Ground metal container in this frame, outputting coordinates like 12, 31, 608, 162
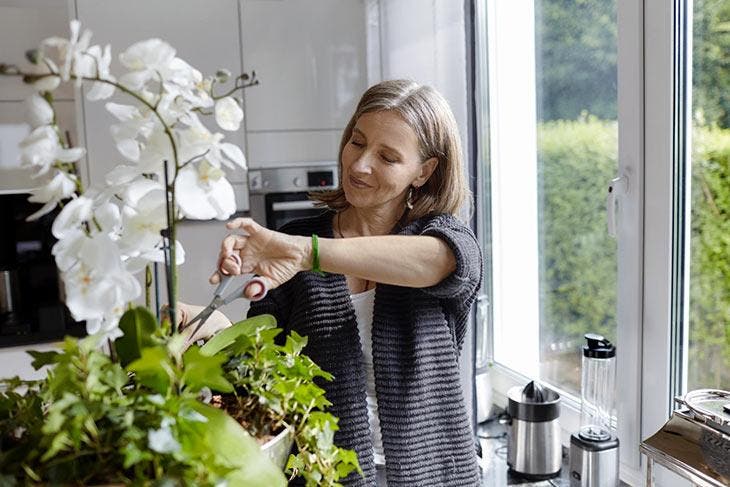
507, 381, 562, 479
641, 389, 730, 487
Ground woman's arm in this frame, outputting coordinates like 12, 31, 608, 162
212, 217, 458, 294
317, 235, 456, 288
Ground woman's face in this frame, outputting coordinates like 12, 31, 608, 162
340, 110, 436, 213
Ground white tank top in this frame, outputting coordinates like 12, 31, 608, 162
350, 288, 386, 465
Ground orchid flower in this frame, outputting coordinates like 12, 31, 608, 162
19, 125, 85, 178
8, 20, 255, 341
176, 161, 236, 220
25, 94, 54, 128
214, 96, 244, 131
26, 170, 77, 221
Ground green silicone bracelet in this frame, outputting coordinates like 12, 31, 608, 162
311, 234, 325, 276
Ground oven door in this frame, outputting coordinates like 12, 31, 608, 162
264, 192, 325, 230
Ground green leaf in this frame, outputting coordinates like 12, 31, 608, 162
41, 431, 71, 461
182, 401, 287, 486
26, 350, 61, 370
115, 307, 159, 367
127, 346, 174, 395
200, 314, 277, 356
283, 331, 307, 356
181, 346, 233, 393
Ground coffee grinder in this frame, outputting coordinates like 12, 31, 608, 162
569, 334, 619, 486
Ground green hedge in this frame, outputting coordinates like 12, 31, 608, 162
534, 118, 730, 390
537, 117, 618, 348
690, 126, 730, 388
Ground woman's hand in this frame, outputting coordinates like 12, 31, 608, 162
175, 301, 233, 348
210, 218, 311, 298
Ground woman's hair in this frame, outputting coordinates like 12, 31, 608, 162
311, 79, 470, 221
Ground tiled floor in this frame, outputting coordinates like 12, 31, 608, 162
478, 412, 571, 486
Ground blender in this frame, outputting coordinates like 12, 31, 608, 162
569, 333, 619, 486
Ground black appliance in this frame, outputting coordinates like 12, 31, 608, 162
0, 194, 84, 347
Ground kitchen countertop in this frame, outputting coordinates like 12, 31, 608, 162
478, 410, 629, 486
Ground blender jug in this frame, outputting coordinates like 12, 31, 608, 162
569, 333, 619, 487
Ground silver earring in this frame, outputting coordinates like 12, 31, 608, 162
406, 186, 415, 210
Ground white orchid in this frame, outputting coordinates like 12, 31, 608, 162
19, 125, 85, 177
8, 20, 255, 341
117, 182, 167, 256
178, 114, 246, 170
118, 38, 177, 90
25, 94, 54, 128
41, 19, 93, 85
84, 44, 116, 100
26, 170, 77, 221
214, 96, 244, 131
176, 161, 236, 220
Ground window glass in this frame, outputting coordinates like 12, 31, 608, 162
535, 0, 618, 395
688, 0, 730, 390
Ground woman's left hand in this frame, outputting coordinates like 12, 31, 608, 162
210, 218, 310, 299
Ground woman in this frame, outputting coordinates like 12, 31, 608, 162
185, 79, 482, 486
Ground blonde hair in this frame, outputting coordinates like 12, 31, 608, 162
312, 79, 470, 221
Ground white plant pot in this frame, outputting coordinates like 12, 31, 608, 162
261, 424, 294, 469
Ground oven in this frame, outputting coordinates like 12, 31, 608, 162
247, 163, 339, 230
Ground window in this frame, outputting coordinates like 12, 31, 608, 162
483, 0, 618, 398
687, 0, 730, 391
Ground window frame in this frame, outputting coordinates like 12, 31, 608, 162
473, 1, 691, 484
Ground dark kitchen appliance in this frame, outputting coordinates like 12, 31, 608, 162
641, 389, 730, 486
569, 334, 619, 487
0, 193, 84, 347
507, 380, 562, 479
247, 163, 338, 230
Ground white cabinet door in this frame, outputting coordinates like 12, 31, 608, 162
241, 0, 370, 167
75, 0, 248, 190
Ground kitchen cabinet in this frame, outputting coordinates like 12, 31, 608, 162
241, 0, 373, 167
75, 0, 248, 190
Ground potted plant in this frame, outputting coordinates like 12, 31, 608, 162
0, 20, 360, 486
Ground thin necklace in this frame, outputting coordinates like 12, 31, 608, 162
336, 211, 371, 293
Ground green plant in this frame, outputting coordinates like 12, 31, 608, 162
0, 307, 361, 486
200, 315, 362, 486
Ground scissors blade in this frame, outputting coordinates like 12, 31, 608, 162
186, 306, 216, 341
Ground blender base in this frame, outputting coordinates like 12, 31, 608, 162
569, 432, 619, 487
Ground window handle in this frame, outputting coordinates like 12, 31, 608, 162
607, 175, 628, 238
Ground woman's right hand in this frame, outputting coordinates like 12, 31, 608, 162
211, 218, 311, 298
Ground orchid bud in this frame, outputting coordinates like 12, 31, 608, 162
25, 49, 40, 65
215, 69, 231, 83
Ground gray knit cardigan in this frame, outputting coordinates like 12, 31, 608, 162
247, 210, 483, 486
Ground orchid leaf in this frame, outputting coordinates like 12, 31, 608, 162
115, 307, 158, 367
200, 314, 276, 356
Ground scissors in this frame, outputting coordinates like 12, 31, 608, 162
186, 266, 268, 343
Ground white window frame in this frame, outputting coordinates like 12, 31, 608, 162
473, 1, 692, 485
